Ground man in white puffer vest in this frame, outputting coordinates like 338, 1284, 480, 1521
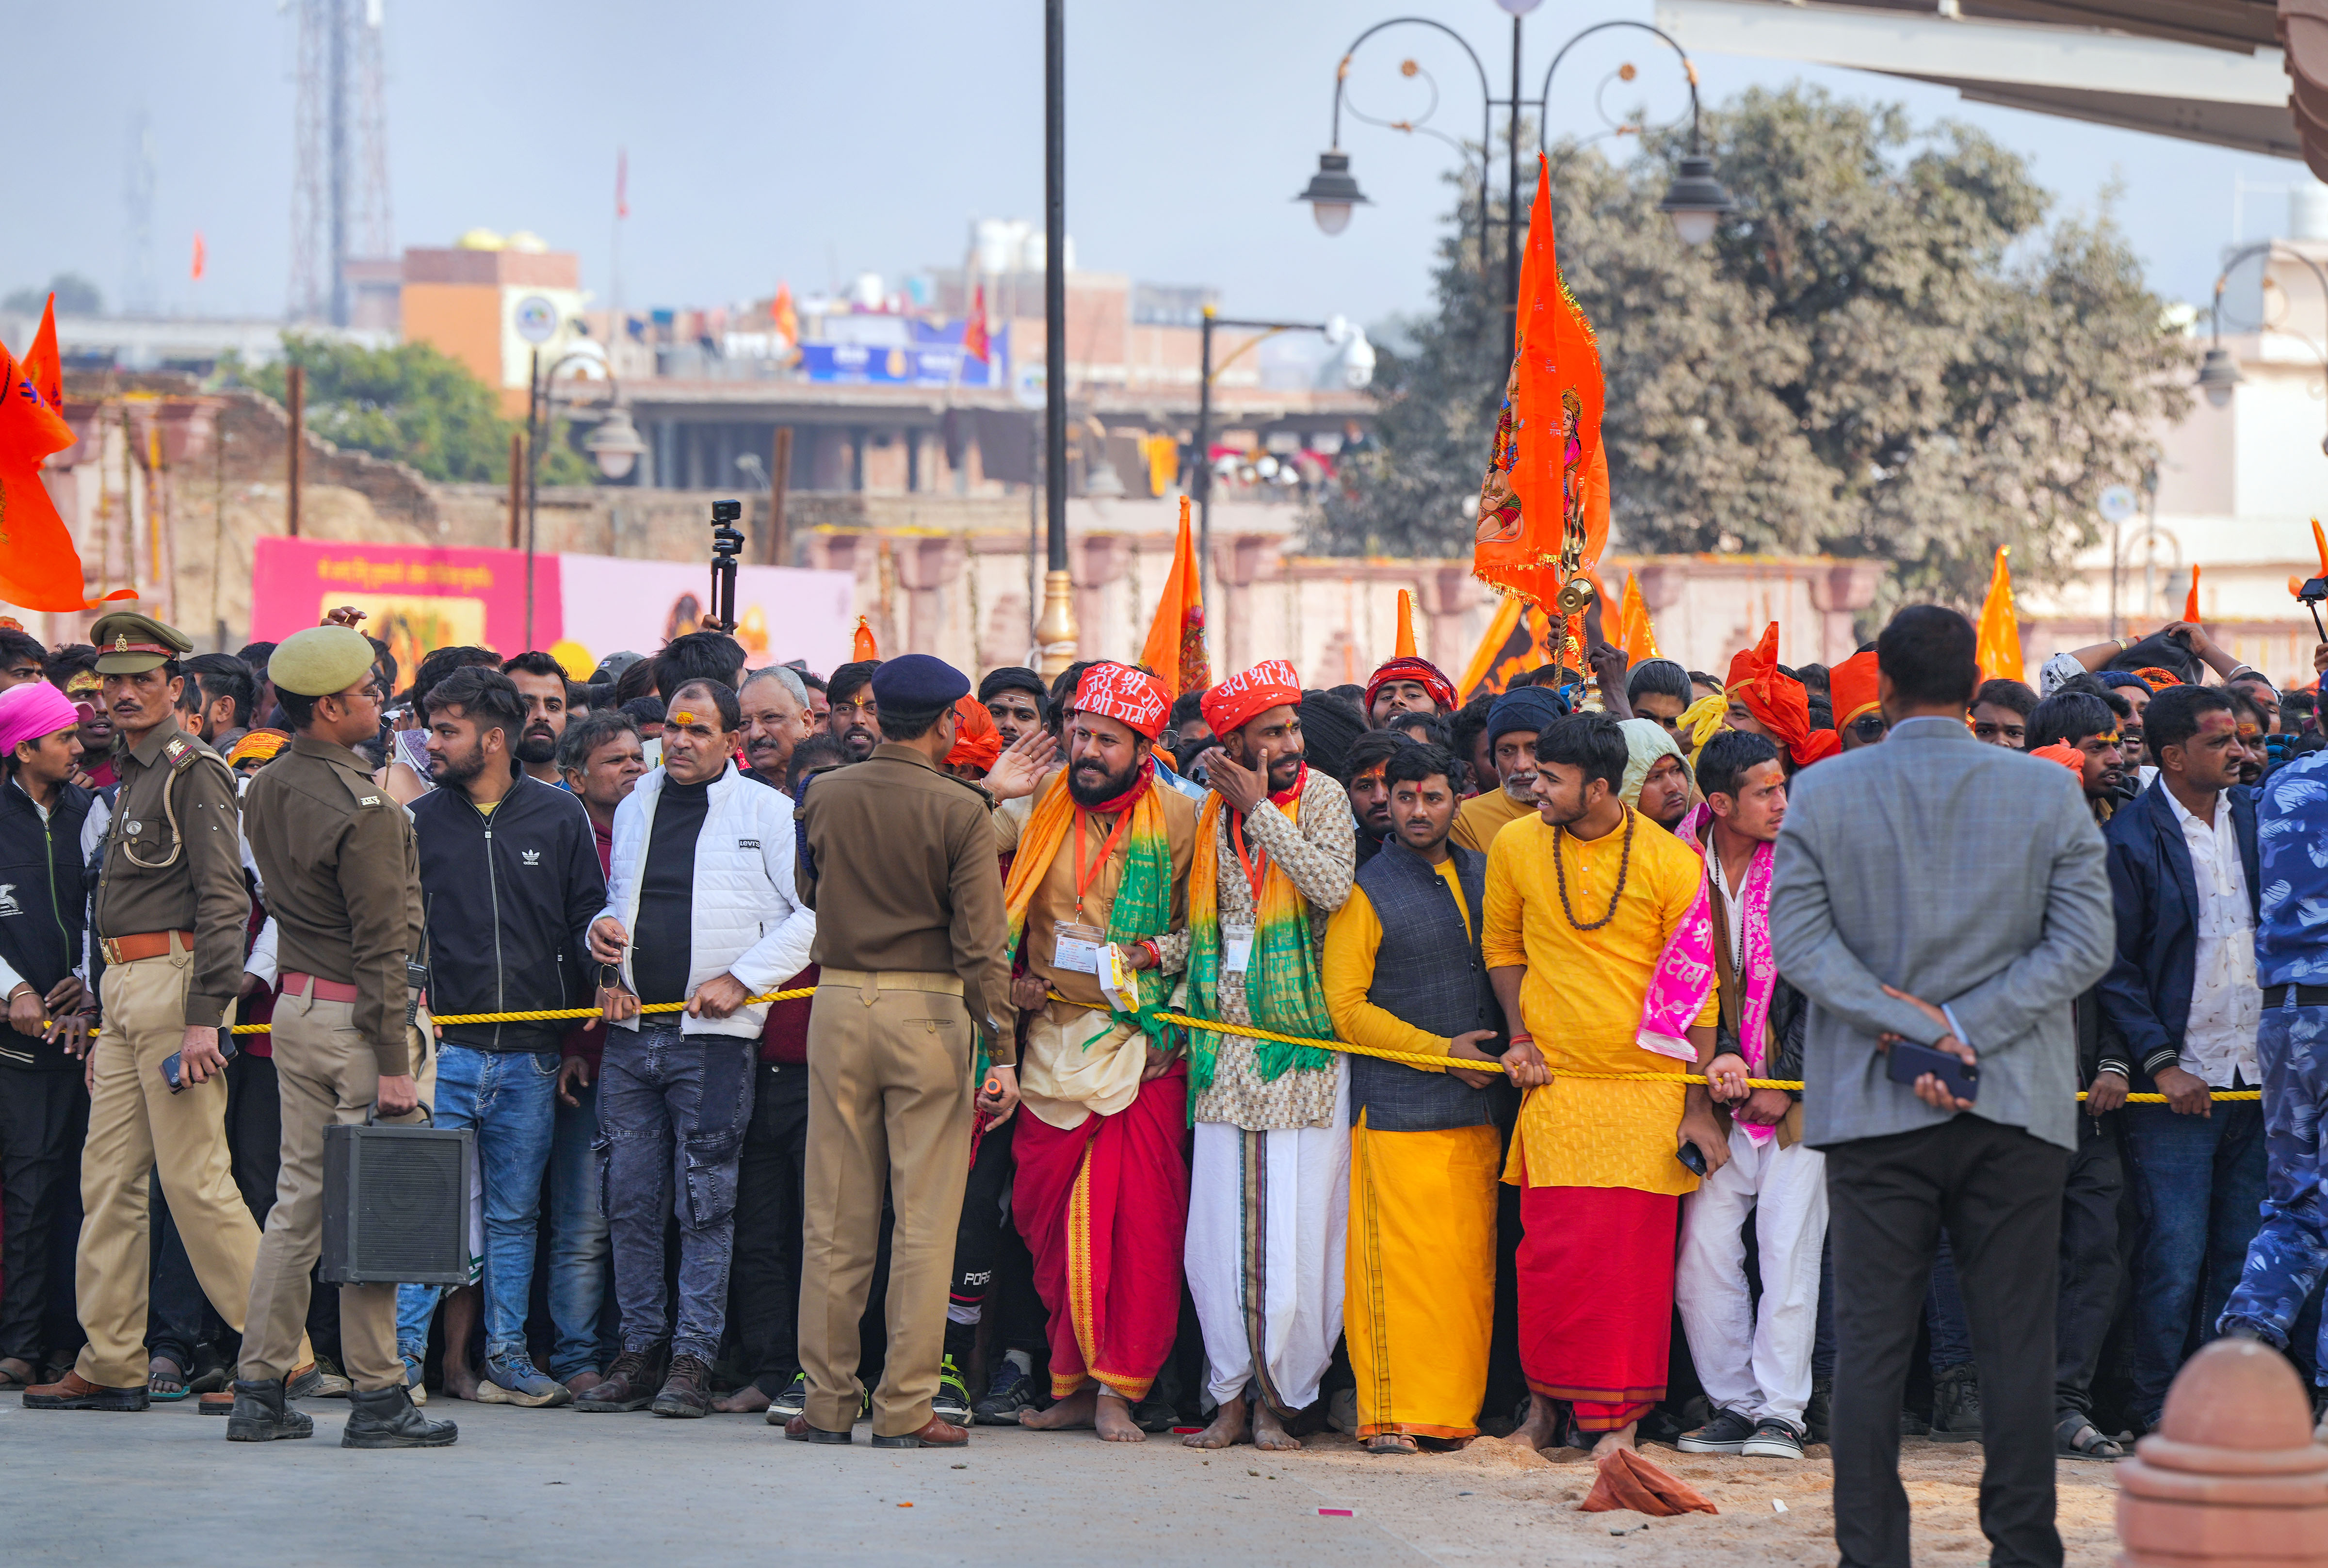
578, 677, 815, 1417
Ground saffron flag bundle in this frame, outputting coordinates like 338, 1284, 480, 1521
1137, 495, 1209, 695
0, 307, 136, 614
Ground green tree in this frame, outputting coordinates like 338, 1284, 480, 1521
4, 272, 104, 315
1313, 85, 2190, 609
239, 334, 595, 486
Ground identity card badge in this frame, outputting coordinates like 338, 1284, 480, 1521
1221, 920, 1256, 977
1053, 921, 1106, 975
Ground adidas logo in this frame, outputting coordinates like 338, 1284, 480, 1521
520, 849, 542, 866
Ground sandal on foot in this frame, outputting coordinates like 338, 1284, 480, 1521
1366, 1433, 1420, 1455
147, 1357, 192, 1402
2055, 1412, 2124, 1462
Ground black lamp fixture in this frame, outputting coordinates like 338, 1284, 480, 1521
1296, 150, 1372, 236
1658, 153, 1735, 247
2195, 344, 2242, 409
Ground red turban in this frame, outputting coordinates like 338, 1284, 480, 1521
1201, 659, 1303, 738
943, 694, 1001, 773
1726, 623, 1841, 769
1073, 661, 1171, 740
1363, 656, 1455, 716
1829, 649, 1881, 728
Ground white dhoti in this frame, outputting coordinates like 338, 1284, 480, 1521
1184, 1061, 1350, 1415
1674, 1121, 1828, 1427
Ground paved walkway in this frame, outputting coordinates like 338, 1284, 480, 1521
2, 1397, 2122, 1567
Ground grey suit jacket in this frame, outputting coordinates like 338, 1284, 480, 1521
1767, 715, 2115, 1152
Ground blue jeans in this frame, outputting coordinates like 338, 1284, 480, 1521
2123, 1094, 2269, 1423
396, 1045, 559, 1362
2221, 1002, 2328, 1384
599, 1024, 756, 1364
547, 1071, 618, 1381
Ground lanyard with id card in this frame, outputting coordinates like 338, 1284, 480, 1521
1055, 808, 1132, 977
1221, 920, 1256, 977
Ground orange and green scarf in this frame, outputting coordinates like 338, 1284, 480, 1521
1002, 762, 1177, 1045
1186, 775, 1337, 1092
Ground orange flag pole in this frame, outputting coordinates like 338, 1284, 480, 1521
1974, 546, 2024, 685
851, 616, 878, 662
2183, 565, 2201, 625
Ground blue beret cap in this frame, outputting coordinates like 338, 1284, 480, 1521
1487, 684, 1570, 744
870, 653, 971, 712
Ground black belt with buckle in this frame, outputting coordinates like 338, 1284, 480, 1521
2261, 983, 2328, 1008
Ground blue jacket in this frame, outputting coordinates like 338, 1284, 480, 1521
2098, 777, 2260, 1087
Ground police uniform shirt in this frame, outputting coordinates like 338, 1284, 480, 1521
91, 717, 249, 1027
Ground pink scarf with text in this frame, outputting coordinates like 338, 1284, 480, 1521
1638, 804, 1778, 1142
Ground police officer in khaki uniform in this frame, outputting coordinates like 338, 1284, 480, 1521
228, 625, 456, 1448
24, 612, 303, 1413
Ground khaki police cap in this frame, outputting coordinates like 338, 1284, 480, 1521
269, 626, 377, 698
90, 612, 194, 675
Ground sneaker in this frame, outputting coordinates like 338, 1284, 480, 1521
933, 1357, 972, 1426
1678, 1407, 1758, 1455
481, 1351, 572, 1408
304, 1356, 352, 1399
1740, 1417, 1806, 1459
1928, 1364, 1984, 1443
767, 1373, 808, 1423
402, 1354, 428, 1408
1328, 1387, 1358, 1435
973, 1361, 1038, 1426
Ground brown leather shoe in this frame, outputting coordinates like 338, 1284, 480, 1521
649, 1354, 712, 1419
574, 1345, 666, 1413
198, 1390, 235, 1414
872, 1414, 968, 1449
783, 1412, 851, 1444
23, 1370, 148, 1411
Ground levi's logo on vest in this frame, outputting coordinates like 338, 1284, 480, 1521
739, 839, 760, 850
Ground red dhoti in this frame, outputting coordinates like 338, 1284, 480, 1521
1517, 1183, 1679, 1431
1011, 1062, 1189, 1401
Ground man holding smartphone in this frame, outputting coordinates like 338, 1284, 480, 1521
1770, 606, 2114, 1568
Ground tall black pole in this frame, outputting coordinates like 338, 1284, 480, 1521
1035, 0, 1077, 675
1196, 307, 1214, 645
1505, 12, 1521, 333
524, 349, 540, 650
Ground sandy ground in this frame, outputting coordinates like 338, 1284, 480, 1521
0, 1396, 2121, 1568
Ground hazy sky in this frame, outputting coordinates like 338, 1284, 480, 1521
0, 0, 2303, 334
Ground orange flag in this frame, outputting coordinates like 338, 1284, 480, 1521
2183, 565, 2201, 624
1393, 589, 1417, 659
1458, 595, 1557, 700
1474, 151, 1606, 615
852, 616, 878, 662
962, 284, 990, 365
1974, 547, 2023, 685
1616, 572, 1661, 662
0, 339, 134, 613
190, 231, 206, 283
2313, 518, 2328, 578
1138, 495, 1210, 695
21, 295, 61, 413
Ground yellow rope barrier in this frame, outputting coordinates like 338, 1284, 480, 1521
219, 989, 2265, 1105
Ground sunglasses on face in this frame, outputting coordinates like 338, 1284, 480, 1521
1849, 714, 1888, 743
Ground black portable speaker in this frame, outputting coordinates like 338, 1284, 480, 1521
320, 1117, 474, 1286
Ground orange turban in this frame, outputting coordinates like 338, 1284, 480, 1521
226, 728, 291, 767
1073, 661, 1171, 740
1726, 624, 1841, 769
2029, 742, 2085, 776
1828, 650, 1881, 729
943, 694, 1001, 773
1200, 659, 1303, 738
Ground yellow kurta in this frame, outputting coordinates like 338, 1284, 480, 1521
1451, 787, 1533, 856
1482, 809, 1713, 1196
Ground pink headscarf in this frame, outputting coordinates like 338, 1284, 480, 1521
0, 681, 80, 761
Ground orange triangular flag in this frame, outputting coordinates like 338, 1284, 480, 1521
1617, 572, 1661, 662
2313, 518, 2328, 579
851, 616, 878, 662
2183, 565, 2201, 624
1393, 589, 1417, 659
1138, 495, 1210, 695
0, 339, 134, 613
1458, 595, 1556, 700
21, 295, 61, 414
1974, 546, 2023, 685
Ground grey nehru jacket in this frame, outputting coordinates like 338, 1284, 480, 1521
1766, 715, 2115, 1152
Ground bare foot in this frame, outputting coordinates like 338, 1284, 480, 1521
1590, 1420, 1640, 1458
565, 1370, 604, 1397
1513, 1392, 1563, 1450
1367, 1433, 1419, 1455
1022, 1384, 1097, 1430
1094, 1390, 1146, 1443
713, 1384, 771, 1414
1253, 1401, 1303, 1452
1183, 1393, 1248, 1448
441, 1357, 483, 1402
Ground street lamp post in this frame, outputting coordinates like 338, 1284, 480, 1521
1035, 0, 1077, 677
1195, 307, 1331, 640
1297, 9, 1735, 326
2200, 241, 2328, 457
524, 344, 637, 649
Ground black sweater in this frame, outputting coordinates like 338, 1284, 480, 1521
635, 776, 710, 1006
0, 776, 94, 1070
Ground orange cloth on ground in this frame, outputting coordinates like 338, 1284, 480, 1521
1482, 809, 1713, 1194
1581, 1448, 1719, 1516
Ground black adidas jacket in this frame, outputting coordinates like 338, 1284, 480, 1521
0, 776, 94, 1070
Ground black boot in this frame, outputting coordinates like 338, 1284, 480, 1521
1928, 1363, 1984, 1443
225, 1378, 315, 1442
341, 1383, 459, 1449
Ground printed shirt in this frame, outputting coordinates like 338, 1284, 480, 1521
2163, 785, 2259, 1086
2256, 751, 2328, 990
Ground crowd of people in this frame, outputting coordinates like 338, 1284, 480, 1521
2, 597, 2326, 1563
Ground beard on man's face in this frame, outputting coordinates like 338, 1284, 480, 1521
1067, 752, 1142, 807
516, 727, 558, 766
837, 721, 876, 760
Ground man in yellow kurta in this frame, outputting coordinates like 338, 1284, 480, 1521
1323, 742, 1507, 1453
1483, 711, 1746, 1457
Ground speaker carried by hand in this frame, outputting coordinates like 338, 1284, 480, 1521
320, 1114, 473, 1286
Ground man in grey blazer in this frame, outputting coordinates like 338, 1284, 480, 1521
1768, 606, 2114, 1568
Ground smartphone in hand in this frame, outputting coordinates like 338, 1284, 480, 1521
1886, 1038, 1978, 1103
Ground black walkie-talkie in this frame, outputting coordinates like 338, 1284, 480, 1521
710, 499, 744, 630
